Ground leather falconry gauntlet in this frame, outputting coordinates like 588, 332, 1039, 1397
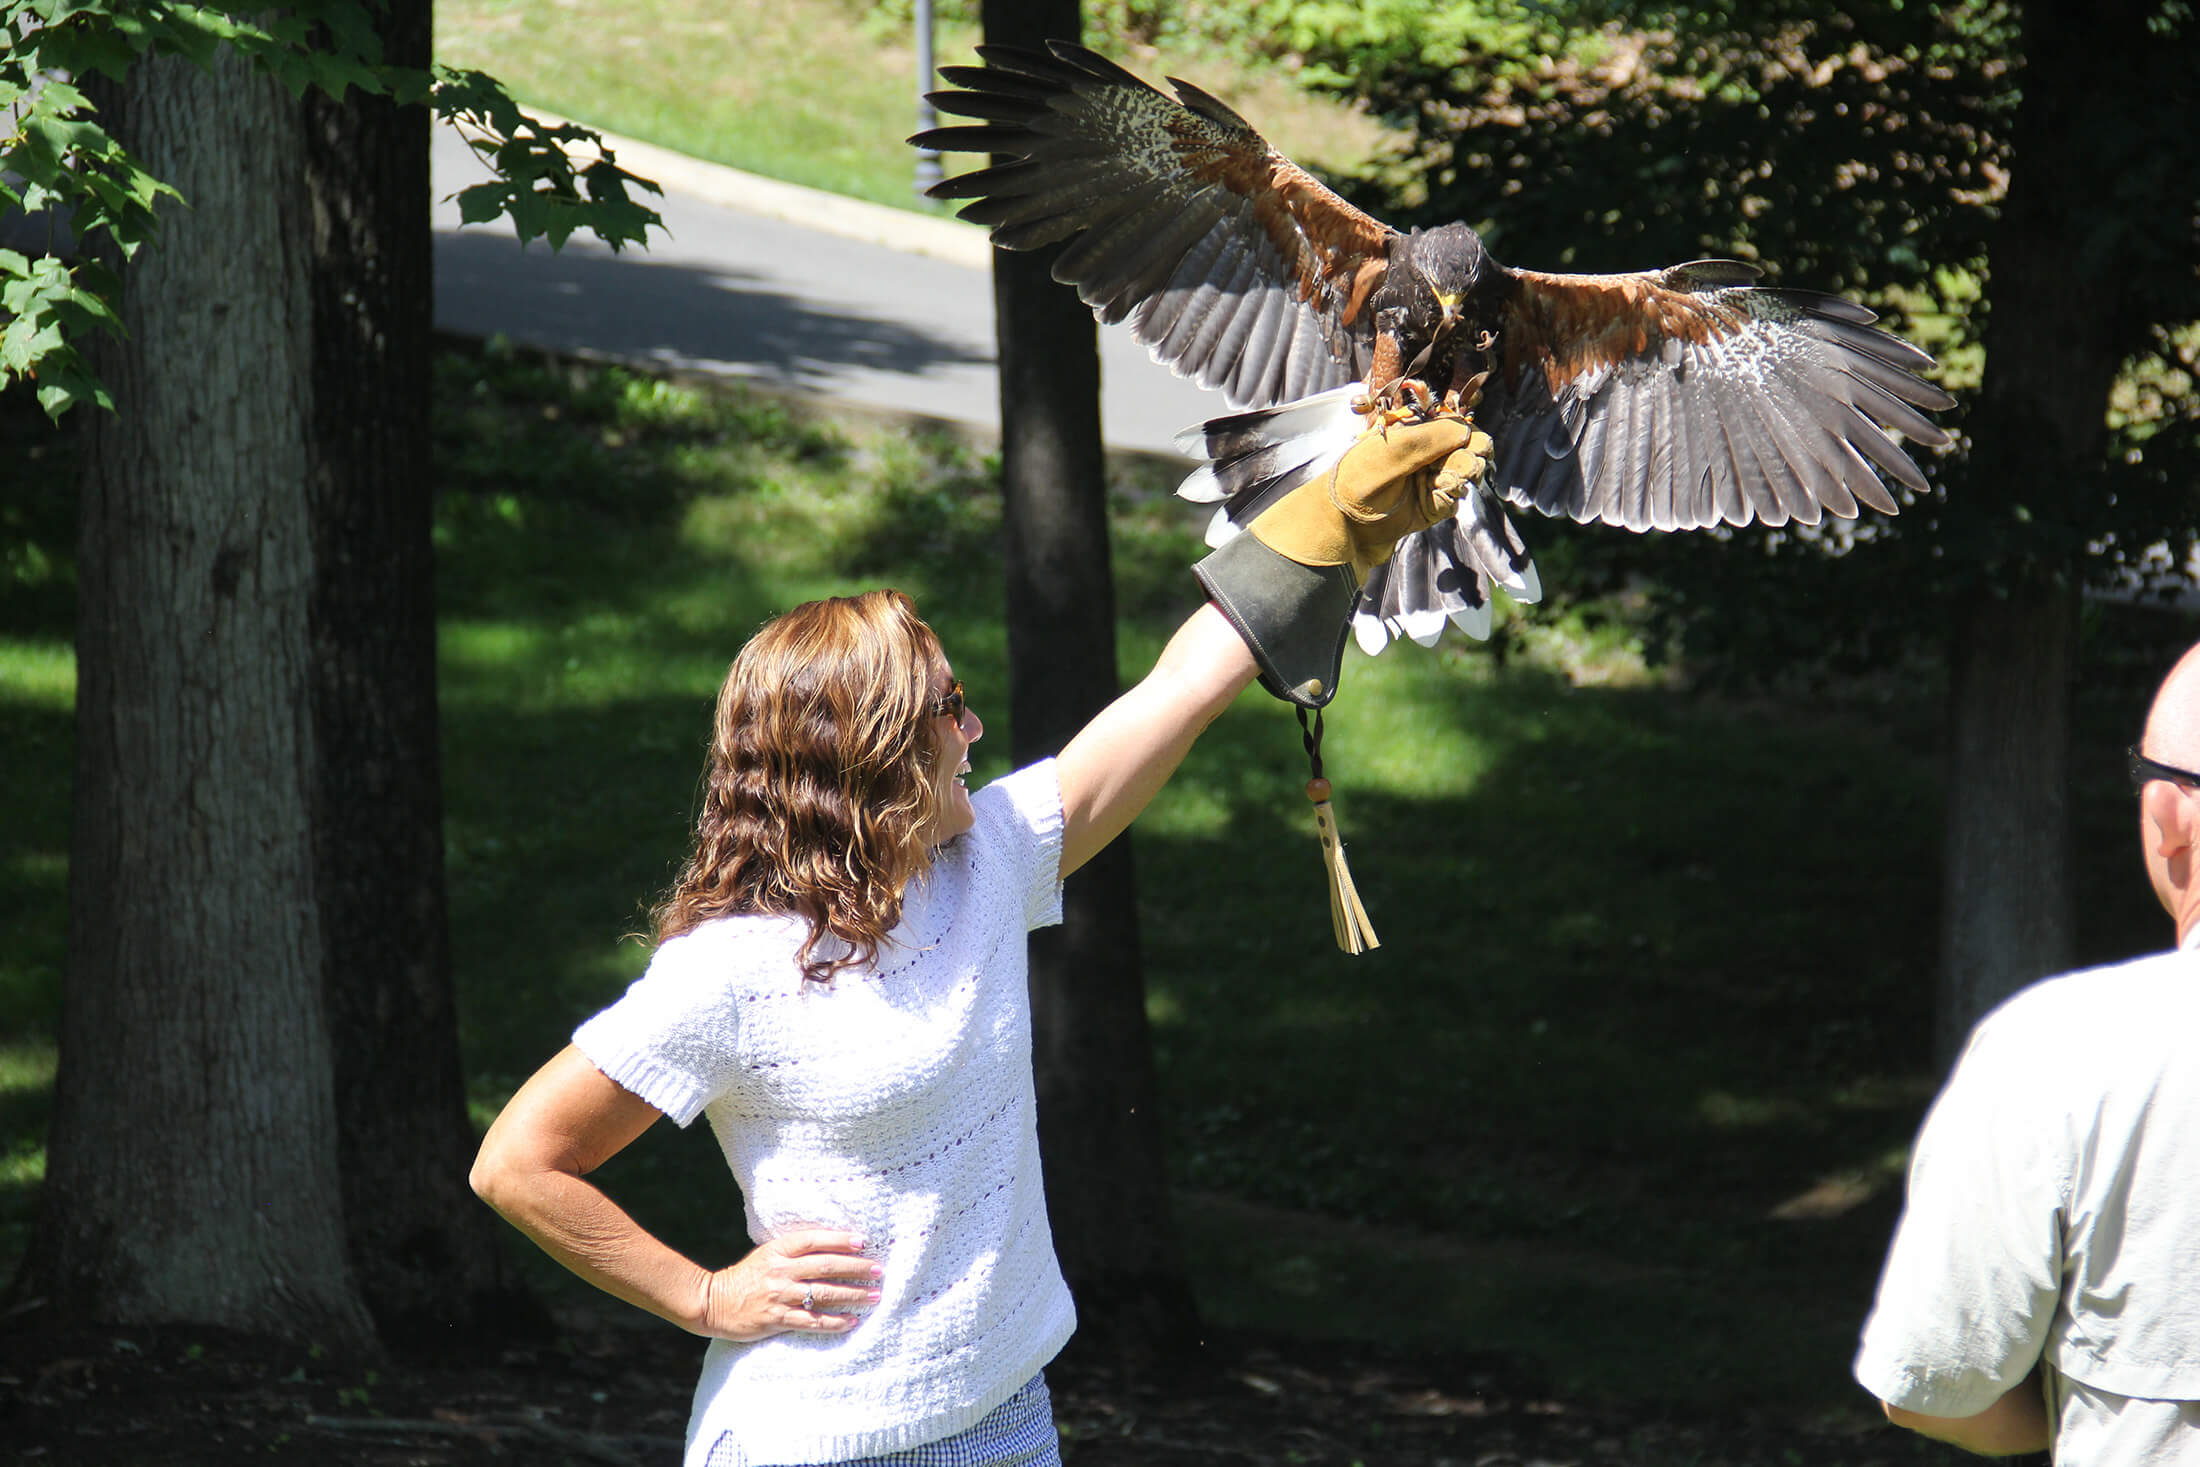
1196, 416, 1493, 708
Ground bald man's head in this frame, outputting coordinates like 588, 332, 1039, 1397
2144, 643, 2200, 774
2139, 642, 2200, 939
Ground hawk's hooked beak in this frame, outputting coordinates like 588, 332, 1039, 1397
1433, 288, 1464, 329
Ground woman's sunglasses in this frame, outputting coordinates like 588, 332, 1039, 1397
928, 679, 966, 723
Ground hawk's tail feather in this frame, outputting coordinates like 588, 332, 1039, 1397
1352, 491, 1540, 655
1176, 385, 1363, 536
1176, 389, 1541, 654
1173, 383, 1363, 460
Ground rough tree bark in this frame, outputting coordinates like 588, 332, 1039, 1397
979, 0, 1201, 1361
21, 47, 375, 1349
1935, 0, 2153, 1060
301, 0, 543, 1346
1939, 586, 2076, 1061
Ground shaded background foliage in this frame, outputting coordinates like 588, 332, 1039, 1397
1094, 0, 2199, 691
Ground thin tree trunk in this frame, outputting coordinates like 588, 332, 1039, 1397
22, 48, 373, 1349
301, 0, 544, 1346
1938, 585, 2076, 1060
981, 0, 1200, 1362
1935, 0, 2147, 1059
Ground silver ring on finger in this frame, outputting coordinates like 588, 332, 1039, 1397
801, 1283, 815, 1313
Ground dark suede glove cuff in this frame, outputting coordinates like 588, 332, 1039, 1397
1193, 532, 1358, 710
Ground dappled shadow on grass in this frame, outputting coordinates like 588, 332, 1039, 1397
1125, 659, 1940, 1415
1124, 610, 2190, 1414
6, 339, 2189, 1431
0, 695, 69, 1038
435, 396, 2189, 1417
0, 385, 79, 644
432, 335, 849, 525
1136, 669, 1951, 1197
0, 1056, 52, 1277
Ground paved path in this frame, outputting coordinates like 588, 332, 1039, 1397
430, 122, 1216, 458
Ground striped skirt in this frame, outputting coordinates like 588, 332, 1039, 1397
724, 1373, 1061, 1467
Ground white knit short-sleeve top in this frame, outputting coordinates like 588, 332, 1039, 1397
573, 760, 1075, 1467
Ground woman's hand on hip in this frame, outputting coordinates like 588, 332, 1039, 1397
701, 1229, 883, 1341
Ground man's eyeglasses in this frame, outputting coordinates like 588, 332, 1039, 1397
2128, 745, 2200, 795
928, 679, 966, 723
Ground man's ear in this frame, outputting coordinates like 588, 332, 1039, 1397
2143, 781, 2198, 860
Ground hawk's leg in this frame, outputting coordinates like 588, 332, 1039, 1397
1351, 332, 1410, 422
1395, 378, 1438, 418
1440, 330, 1500, 416
1350, 340, 1438, 426
1351, 379, 1438, 428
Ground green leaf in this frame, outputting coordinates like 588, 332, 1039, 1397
2, 262, 49, 314
59, 281, 123, 333
33, 76, 87, 114
430, 66, 525, 136
427, 70, 664, 254
114, 7, 220, 69
308, 0, 385, 67
72, 257, 120, 302
27, 15, 146, 81
1, 310, 57, 374
304, 49, 382, 101
38, 361, 115, 420
78, 169, 138, 219
454, 182, 507, 227
381, 63, 434, 108
20, 111, 105, 161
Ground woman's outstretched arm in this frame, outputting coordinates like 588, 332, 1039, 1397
1054, 601, 1258, 878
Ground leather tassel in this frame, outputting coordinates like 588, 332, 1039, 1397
1306, 777, 1378, 953
1298, 708, 1379, 953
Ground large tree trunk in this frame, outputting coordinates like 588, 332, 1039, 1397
1935, 0, 2150, 1059
301, 0, 543, 1347
981, 0, 1200, 1363
21, 48, 374, 1349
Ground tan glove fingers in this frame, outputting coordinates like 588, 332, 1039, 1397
1327, 417, 1480, 523
1245, 416, 1482, 575
1432, 430, 1495, 499
1347, 465, 1456, 579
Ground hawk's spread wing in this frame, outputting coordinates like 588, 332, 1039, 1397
1485, 261, 1955, 532
913, 41, 1397, 410
917, 43, 1956, 658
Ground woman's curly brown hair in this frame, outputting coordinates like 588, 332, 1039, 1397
652, 590, 953, 983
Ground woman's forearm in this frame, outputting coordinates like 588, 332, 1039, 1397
1055, 602, 1259, 876
473, 1151, 713, 1332
471, 1046, 878, 1342
470, 1047, 714, 1332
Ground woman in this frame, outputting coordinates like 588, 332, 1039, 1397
469, 421, 1473, 1466
470, 588, 1259, 1466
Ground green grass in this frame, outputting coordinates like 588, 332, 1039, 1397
431, 0, 1387, 211
2, 350, 2187, 1441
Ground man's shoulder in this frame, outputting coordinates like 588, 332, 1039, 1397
1974, 946, 2200, 1060
2012, 945, 2196, 1012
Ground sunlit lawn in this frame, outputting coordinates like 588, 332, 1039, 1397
432, 0, 1388, 211
2, 350, 2184, 1429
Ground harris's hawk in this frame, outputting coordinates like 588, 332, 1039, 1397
911, 41, 1952, 653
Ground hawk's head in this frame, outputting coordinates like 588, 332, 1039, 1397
1402, 223, 1492, 341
